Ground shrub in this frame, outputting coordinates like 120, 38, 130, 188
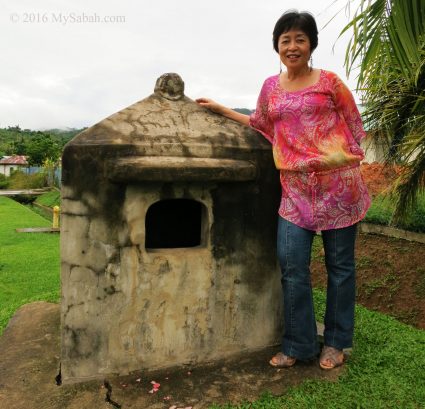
13, 194, 36, 204
0, 173, 9, 189
365, 192, 425, 233
7, 170, 47, 189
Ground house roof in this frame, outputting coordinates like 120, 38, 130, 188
0, 155, 28, 165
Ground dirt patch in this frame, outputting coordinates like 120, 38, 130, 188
311, 233, 425, 329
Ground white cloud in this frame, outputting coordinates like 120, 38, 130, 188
0, 0, 361, 129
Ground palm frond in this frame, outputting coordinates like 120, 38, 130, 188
340, 0, 425, 222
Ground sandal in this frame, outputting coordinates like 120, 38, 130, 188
269, 352, 296, 368
319, 346, 345, 370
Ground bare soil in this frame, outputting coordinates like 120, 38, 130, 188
311, 233, 425, 329
311, 163, 425, 330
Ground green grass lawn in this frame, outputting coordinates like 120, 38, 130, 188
211, 290, 425, 408
0, 196, 424, 408
35, 189, 61, 208
0, 196, 60, 335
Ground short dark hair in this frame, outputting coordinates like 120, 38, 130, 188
272, 10, 318, 53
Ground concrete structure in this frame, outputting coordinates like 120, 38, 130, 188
0, 155, 28, 176
361, 134, 386, 163
60, 73, 281, 383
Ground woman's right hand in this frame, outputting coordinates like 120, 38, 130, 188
195, 98, 225, 114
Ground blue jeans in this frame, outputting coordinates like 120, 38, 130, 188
277, 217, 357, 360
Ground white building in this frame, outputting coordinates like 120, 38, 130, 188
0, 155, 29, 177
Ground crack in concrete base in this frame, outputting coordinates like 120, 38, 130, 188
104, 380, 122, 408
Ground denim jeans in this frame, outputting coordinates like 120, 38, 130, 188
277, 217, 357, 360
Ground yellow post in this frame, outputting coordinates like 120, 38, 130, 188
53, 206, 60, 228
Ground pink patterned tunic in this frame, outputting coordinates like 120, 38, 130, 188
249, 69, 370, 231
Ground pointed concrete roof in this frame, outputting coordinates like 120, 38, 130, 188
67, 73, 268, 159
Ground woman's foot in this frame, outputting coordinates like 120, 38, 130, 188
269, 352, 296, 368
319, 346, 345, 370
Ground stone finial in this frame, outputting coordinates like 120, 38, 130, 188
154, 73, 185, 101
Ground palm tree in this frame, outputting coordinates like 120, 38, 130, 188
341, 0, 425, 221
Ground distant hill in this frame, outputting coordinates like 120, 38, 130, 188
233, 108, 254, 115
44, 128, 86, 139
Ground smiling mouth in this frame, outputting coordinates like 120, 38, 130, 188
287, 54, 300, 59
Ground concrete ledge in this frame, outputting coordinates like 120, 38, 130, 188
0, 189, 49, 196
15, 227, 60, 233
359, 222, 425, 244
108, 156, 257, 182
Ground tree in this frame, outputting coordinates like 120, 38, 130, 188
12, 137, 26, 155
341, 0, 425, 221
26, 133, 61, 166
42, 158, 57, 187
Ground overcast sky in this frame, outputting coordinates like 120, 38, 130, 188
0, 0, 360, 130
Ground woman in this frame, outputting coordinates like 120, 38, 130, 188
196, 10, 370, 370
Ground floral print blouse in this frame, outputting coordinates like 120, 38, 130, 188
249, 69, 370, 231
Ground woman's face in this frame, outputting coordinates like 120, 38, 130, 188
278, 29, 311, 70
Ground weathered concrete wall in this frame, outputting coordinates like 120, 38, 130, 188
61, 181, 281, 382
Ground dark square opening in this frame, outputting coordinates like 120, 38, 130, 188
145, 199, 204, 249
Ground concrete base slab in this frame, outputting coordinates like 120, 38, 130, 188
0, 302, 343, 409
